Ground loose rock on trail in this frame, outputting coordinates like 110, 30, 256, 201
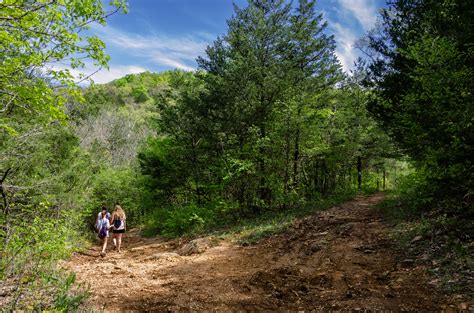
66, 194, 469, 311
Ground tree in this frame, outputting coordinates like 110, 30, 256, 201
0, 0, 127, 309
363, 0, 473, 206
139, 0, 395, 236
195, 0, 342, 206
1, 0, 126, 133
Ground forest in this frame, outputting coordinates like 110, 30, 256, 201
0, 0, 472, 310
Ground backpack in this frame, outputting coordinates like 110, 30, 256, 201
114, 218, 121, 229
98, 221, 107, 239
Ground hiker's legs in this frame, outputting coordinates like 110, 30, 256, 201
117, 233, 123, 252
112, 234, 117, 248
101, 237, 107, 254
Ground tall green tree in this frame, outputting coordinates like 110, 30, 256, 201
364, 0, 473, 206
197, 0, 341, 205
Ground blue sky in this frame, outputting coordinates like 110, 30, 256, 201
85, 0, 387, 84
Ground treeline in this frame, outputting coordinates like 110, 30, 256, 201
136, 1, 394, 235
363, 0, 473, 213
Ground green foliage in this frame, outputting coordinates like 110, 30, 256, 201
364, 0, 473, 207
381, 186, 473, 296
159, 205, 210, 237
0, 0, 127, 135
84, 166, 150, 226
132, 85, 150, 103
65, 72, 177, 230
54, 272, 90, 311
136, 1, 398, 238
0, 0, 126, 309
0, 186, 90, 310
143, 187, 357, 242
143, 202, 220, 238
225, 191, 357, 245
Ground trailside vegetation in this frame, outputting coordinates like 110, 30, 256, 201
0, 0, 127, 309
363, 0, 473, 213
362, 0, 473, 294
138, 0, 396, 236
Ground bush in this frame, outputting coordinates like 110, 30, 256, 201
84, 166, 150, 227
0, 198, 89, 310
144, 203, 216, 237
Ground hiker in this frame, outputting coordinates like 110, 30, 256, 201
110, 205, 126, 252
97, 209, 111, 257
95, 206, 110, 232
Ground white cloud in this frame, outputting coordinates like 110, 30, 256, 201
327, 1, 381, 72
150, 53, 195, 72
331, 22, 358, 72
338, 0, 378, 31
48, 62, 147, 85
89, 65, 147, 84
92, 24, 208, 71
47, 22, 204, 83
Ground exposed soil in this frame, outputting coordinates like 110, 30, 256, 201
66, 194, 471, 311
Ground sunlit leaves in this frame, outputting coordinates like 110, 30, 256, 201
0, 0, 126, 309
0, 0, 127, 135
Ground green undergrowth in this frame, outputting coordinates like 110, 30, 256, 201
1, 265, 90, 311
223, 192, 357, 245
142, 191, 357, 244
377, 192, 473, 298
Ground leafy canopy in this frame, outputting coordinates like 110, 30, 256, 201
0, 0, 127, 135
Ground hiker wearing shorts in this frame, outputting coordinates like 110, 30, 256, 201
110, 205, 126, 253
97, 210, 111, 257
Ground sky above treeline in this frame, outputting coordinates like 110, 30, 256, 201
86, 0, 387, 84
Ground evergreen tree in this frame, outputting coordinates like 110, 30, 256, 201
139, 0, 394, 235
364, 0, 473, 206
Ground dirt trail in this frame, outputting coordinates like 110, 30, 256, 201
66, 194, 468, 311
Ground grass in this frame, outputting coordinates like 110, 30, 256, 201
141, 191, 358, 244
376, 191, 421, 223
212, 191, 357, 245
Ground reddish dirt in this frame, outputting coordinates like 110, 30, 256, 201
66, 194, 470, 311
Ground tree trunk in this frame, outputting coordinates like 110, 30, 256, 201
293, 127, 300, 185
293, 107, 302, 186
258, 121, 271, 204
190, 138, 201, 206
1, 168, 11, 214
357, 155, 362, 191
376, 168, 380, 191
383, 168, 386, 190
283, 111, 291, 203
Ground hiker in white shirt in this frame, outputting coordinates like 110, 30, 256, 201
97, 210, 111, 257
95, 206, 110, 231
